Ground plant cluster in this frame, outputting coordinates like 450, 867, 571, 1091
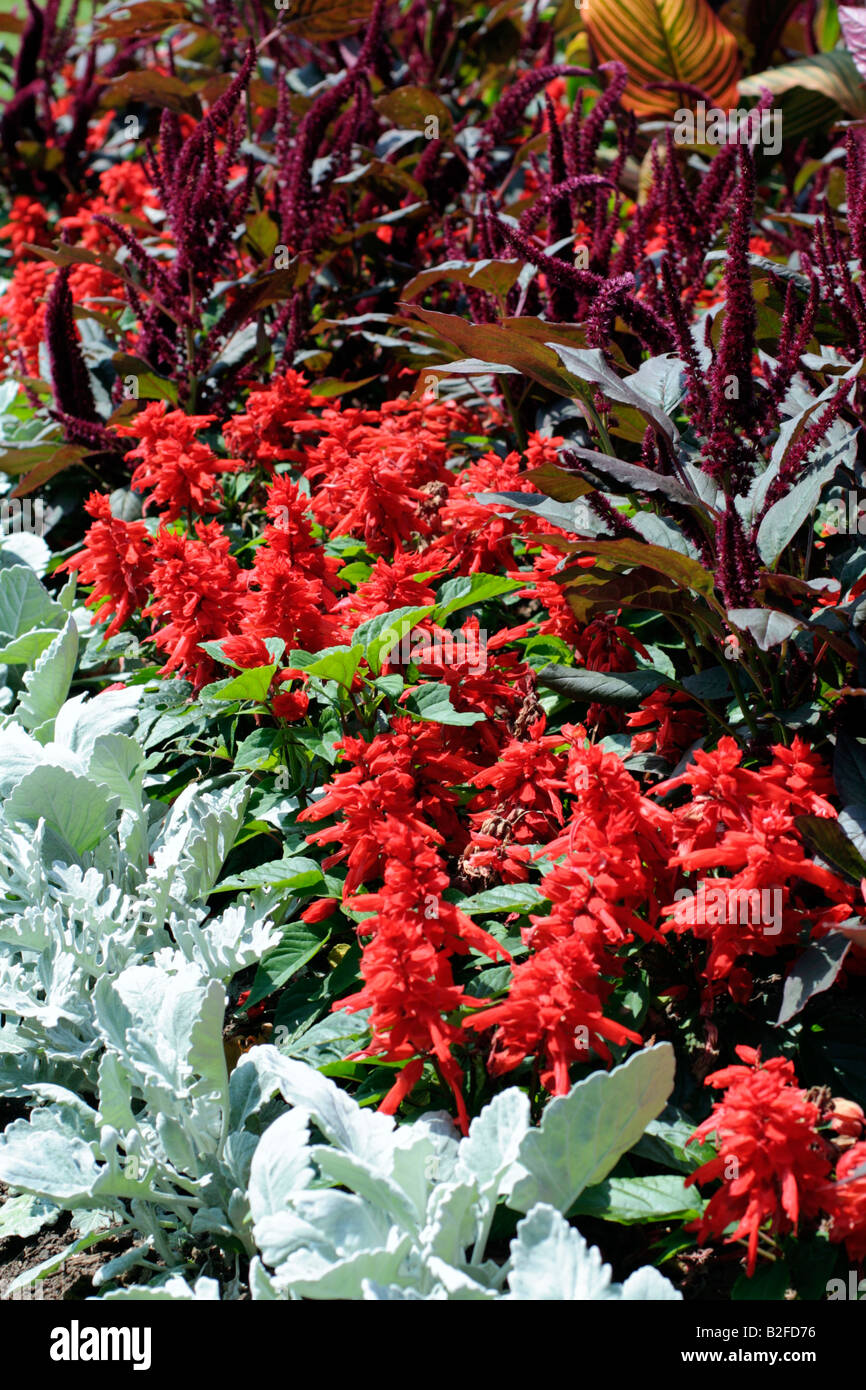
2, 0, 866, 1303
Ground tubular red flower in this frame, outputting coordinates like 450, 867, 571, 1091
59, 492, 153, 639
686, 1047, 831, 1276
117, 401, 244, 522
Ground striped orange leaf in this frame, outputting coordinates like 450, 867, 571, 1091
582, 0, 743, 118
739, 51, 866, 118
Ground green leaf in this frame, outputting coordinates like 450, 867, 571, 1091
100, 1273, 220, 1301
233, 729, 283, 771
87, 734, 144, 813
432, 573, 524, 623
286, 1009, 373, 1067
404, 682, 485, 726
681, 667, 731, 700
525, 462, 594, 503
246, 1109, 314, 1238
756, 426, 855, 565
628, 354, 688, 415
458, 883, 547, 914
636, 644, 676, 680
464, 964, 514, 998
213, 856, 323, 894
98, 68, 203, 115
183, 976, 230, 1112
506, 1203, 680, 1300
0, 1192, 60, 1240
373, 674, 404, 699
539, 664, 668, 706
582, 0, 741, 120
352, 607, 434, 675
558, 444, 699, 510
731, 1261, 792, 1301
569, 1174, 705, 1223
375, 85, 454, 136
338, 562, 373, 586
0, 443, 85, 491
744, 371, 860, 526
280, 0, 378, 44
839, 805, 866, 863
457, 1089, 530, 1192
631, 1111, 715, 1173
547, 344, 679, 441
0, 1122, 102, 1205
477, 490, 587, 534
244, 922, 332, 1009
543, 533, 717, 597
301, 645, 363, 689
508, 1043, 676, 1213
209, 664, 277, 703
0, 625, 62, 664
403, 258, 520, 301
400, 308, 591, 397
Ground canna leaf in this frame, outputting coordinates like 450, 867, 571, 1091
740, 51, 866, 117
582, 0, 742, 118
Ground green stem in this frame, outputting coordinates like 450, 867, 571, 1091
725, 656, 760, 738
580, 393, 613, 456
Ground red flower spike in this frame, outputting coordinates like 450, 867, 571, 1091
685, 1048, 831, 1276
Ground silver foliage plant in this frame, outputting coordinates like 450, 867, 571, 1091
0, 951, 682, 1300
0, 978, 682, 1299
0, 558, 280, 1100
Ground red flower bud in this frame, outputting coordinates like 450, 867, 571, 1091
301, 898, 338, 923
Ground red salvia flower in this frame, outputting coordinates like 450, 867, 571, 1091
0, 196, 52, 255
685, 1046, 831, 1276
218, 634, 272, 668
468, 716, 567, 843
340, 915, 476, 1132
465, 932, 641, 1094
59, 492, 153, 639
117, 401, 244, 522
299, 718, 480, 891
821, 1141, 866, 1262
335, 819, 504, 1132
244, 548, 345, 652
338, 545, 450, 625
271, 687, 310, 721
627, 687, 706, 761
221, 370, 318, 463
144, 521, 245, 686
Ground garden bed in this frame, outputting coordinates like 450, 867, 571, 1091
0, 0, 865, 1309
